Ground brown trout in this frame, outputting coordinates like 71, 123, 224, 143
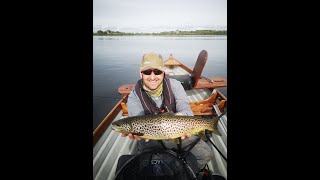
111, 113, 221, 141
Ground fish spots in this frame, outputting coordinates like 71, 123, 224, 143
111, 114, 220, 139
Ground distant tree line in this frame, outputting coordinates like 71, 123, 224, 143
93, 30, 227, 36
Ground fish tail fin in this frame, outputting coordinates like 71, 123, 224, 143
212, 118, 222, 136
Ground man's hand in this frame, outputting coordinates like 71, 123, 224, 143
180, 133, 192, 140
174, 112, 184, 116
121, 133, 150, 142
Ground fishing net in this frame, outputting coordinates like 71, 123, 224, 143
114, 149, 199, 180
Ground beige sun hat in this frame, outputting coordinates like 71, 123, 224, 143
140, 52, 165, 72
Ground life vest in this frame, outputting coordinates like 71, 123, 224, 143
135, 78, 176, 115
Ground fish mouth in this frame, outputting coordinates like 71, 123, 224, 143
111, 122, 121, 131
111, 126, 118, 131
111, 125, 122, 132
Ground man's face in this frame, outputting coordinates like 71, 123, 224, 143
141, 69, 164, 90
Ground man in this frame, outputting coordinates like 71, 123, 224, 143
122, 52, 214, 170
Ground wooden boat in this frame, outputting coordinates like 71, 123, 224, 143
93, 50, 227, 180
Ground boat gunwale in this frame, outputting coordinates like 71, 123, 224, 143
93, 95, 128, 146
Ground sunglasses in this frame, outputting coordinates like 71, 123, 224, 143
141, 69, 163, 75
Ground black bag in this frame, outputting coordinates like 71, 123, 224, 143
114, 149, 199, 180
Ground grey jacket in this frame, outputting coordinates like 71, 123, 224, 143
127, 78, 194, 116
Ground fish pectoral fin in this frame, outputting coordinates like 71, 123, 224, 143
212, 119, 222, 136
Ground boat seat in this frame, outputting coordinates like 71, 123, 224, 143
120, 92, 226, 116
118, 75, 193, 96
117, 77, 227, 96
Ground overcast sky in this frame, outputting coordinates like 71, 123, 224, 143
93, 0, 227, 33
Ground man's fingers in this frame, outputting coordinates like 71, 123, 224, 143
121, 133, 148, 142
181, 133, 192, 140
128, 133, 135, 140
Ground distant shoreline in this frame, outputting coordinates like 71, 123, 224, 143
93, 30, 227, 36
93, 34, 227, 37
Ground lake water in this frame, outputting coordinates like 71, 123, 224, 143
93, 36, 227, 131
